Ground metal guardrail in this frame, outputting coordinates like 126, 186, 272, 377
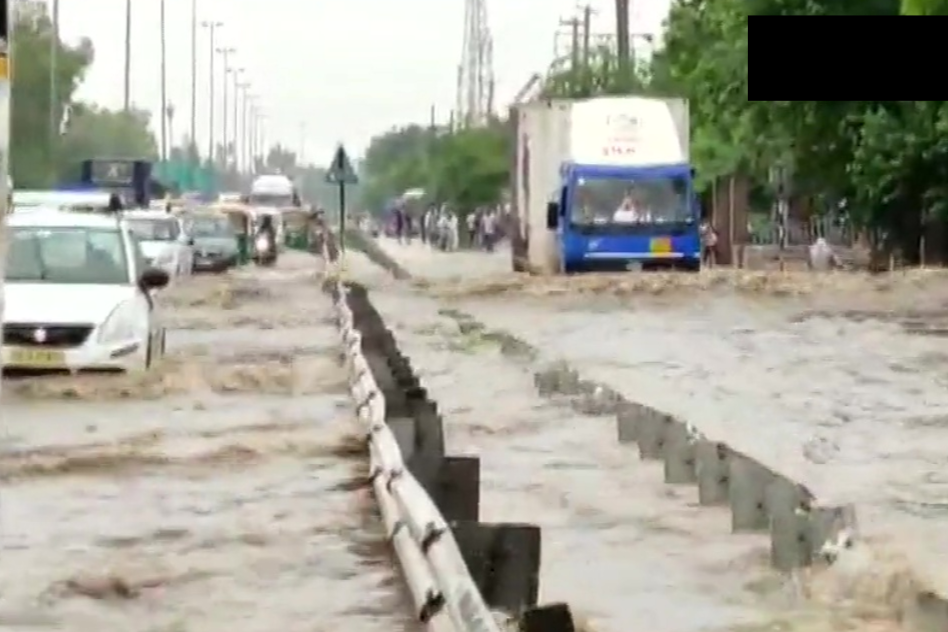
320, 235, 506, 632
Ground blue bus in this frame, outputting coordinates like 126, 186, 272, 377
546, 161, 701, 273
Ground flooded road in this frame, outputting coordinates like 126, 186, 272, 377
347, 246, 911, 631
0, 252, 412, 632
358, 238, 940, 631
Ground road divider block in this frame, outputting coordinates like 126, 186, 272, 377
322, 231, 574, 632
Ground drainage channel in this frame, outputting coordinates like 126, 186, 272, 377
322, 232, 574, 632
348, 232, 940, 632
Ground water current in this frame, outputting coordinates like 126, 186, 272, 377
0, 251, 413, 632
354, 237, 948, 632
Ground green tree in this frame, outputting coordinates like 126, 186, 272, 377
429, 125, 509, 211
58, 104, 158, 177
359, 124, 436, 211
902, 0, 948, 13
11, 2, 159, 188
11, 3, 92, 187
359, 122, 509, 214
649, 0, 948, 260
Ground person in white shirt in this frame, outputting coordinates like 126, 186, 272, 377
613, 193, 647, 223
447, 211, 459, 251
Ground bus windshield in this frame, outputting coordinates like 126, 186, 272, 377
570, 174, 692, 229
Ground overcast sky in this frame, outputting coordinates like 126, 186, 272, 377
57, 0, 670, 165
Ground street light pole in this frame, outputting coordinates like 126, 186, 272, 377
248, 106, 258, 175
49, 0, 59, 163
257, 114, 267, 169
217, 48, 234, 167
231, 66, 244, 170
190, 0, 197, 156
200, 20, 222, 162
124, 0, 131, 110
160, 0, 167, 161
0, 0, 11, 402
239, 86, 251, 177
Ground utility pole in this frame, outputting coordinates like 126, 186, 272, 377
581, 4, 598, 93
49, 0, 59, 170
189, 0, 197, 157
201, 20, 222, 162
559, 15, 581, 95
582, 4, 593, 69
615, 0, 630, 85
123, 0, 131, 110
159, 0, 167, 162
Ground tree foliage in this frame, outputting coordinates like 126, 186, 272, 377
11, 3, 158, 187
359, 122, 509, 214
538, 0, 948, 260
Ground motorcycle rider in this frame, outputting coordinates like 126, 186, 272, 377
255, 214, 278, 262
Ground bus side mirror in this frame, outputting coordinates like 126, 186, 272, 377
546, 202, 559, 229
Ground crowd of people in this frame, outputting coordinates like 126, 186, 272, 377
389, 206, 503, 253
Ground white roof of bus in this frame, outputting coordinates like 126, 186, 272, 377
7, 209, 121, 229
251, 175, 294, 194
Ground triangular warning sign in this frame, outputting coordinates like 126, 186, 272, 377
325, 144, 358, 184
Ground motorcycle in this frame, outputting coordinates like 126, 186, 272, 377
252, 233, 277, 267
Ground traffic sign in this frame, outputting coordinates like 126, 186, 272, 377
325, 144, 358, 184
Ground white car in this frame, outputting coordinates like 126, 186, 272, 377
122, 210, 194, 278
3, 209, 169, 372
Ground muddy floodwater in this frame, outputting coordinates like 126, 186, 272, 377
0, 252, 412, 632
354, 238, 948, 632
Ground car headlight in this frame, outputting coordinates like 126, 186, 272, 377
97, 302, 140, 343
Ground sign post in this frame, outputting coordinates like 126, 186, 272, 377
324, 144, 358, 251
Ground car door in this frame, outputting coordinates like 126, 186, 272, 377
125, 230, 159, 352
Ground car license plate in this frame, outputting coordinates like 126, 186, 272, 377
9, 347, 65, 368
650, 237, 672, 254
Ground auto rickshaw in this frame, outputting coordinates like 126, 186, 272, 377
215, 202, 252, 265
282, 205, 312, 251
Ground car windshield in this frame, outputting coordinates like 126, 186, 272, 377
126, 217, 180, 241
571, 175, 692, 226
249, 193, 293, 207
189, 216, 234, 237
6, 227, 130, 284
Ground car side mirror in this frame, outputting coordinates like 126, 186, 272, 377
546, 201, 559, 229
139, 267, 170, 290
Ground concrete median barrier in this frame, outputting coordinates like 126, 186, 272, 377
321, 231, 571, 632
353, 234, 948, 627
418, 301, 859, 577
